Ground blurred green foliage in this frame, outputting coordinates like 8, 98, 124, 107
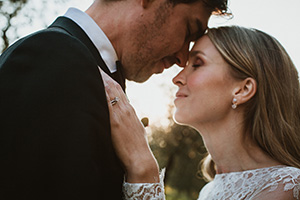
149, 119, 208, 200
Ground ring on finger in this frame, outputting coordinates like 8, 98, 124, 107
110, 97, 120, 106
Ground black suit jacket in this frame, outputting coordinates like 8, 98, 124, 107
0, 17, 124, 200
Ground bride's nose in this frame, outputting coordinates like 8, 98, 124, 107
172, 69, 186, 87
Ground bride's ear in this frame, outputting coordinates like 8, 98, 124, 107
232, 78, 257, 105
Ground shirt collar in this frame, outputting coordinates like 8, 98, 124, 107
64, 7, 117, 73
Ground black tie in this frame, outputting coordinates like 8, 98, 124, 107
111, 61, 126, 91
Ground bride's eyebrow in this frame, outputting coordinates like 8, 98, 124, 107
189, 50, 205, 59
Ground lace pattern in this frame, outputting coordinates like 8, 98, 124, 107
123, 168, 166, 200
271, 168, 300, 198
198, 165, 300, 200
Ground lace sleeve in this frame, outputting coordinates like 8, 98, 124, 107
268, 168, 300, 199
122, 169, 166, 200
256, 166, 300, 200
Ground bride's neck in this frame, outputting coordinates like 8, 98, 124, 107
197, 122, 281, 174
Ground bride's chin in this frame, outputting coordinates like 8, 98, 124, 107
173, 113, 187, 126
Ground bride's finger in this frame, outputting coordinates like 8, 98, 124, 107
99, 68, 119, 101
99, 68, 129, 107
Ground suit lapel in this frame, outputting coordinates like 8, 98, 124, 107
48, 17, 118, 82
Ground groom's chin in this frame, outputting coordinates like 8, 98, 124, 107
128, 73, 154, 83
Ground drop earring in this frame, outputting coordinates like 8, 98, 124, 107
232, 98, 237, 109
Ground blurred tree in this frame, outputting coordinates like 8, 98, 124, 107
149, 104, 208, 200
0, 0, 28, 52
0, 0, 69, 53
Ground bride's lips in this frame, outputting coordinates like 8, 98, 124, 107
175, 92, 188, 101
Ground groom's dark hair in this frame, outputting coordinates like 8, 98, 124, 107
169, 0, 230, 16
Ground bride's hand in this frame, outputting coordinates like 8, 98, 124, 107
99, 68, 159, 183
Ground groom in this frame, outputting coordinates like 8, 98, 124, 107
0, 0, 228, 199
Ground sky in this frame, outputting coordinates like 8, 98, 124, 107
9, 0, 300, 128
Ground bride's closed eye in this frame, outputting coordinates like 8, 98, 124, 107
192, 56, 204, 68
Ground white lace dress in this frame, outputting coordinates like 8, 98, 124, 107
122, 166, 300, 200
122, 169, 166, 199
199, 165, 300, 200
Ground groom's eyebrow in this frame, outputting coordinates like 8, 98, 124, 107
190, 19, 205, 42
195, 20, 206, 40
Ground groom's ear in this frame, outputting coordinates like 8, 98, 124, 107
233, 77, 257, 105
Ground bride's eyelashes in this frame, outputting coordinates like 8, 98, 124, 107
192, 56, 204, 68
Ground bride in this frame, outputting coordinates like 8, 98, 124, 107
101, 26, 300, 199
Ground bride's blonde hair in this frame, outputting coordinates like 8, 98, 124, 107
201, 26, 300, 181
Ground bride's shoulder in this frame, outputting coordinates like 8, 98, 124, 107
257, 166, 300, 200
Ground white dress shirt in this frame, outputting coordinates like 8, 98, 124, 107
64, 7, 118, 73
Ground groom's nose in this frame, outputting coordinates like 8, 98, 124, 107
174, 41, 189, 67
